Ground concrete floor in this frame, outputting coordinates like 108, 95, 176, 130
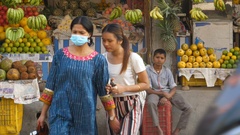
19, 86, 221, 135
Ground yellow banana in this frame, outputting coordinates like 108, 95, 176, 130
155, 10, 163, 20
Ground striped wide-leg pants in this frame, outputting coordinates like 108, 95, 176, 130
107, 95, 143, 135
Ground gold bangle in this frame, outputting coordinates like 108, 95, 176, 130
137, 85, 141, 91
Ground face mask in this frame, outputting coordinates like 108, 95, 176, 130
70, 34, 89, 46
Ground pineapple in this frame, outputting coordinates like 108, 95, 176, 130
158, 20, 177, 52
171, 16, 181, 32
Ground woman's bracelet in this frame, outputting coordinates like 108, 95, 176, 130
137, 84, 141, 91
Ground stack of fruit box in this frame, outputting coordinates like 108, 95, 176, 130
142, 101, 172, 135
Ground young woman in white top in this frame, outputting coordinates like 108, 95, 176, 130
102, 23, 150, 135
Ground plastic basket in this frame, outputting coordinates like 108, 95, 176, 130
142, 101, 172, 135
0, 98, 23, 135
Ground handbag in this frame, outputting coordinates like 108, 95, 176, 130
36, 122, 49, 135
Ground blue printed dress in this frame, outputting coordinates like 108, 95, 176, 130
45, 47, 109, 135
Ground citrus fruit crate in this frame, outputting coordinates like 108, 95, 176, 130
0, 98, 23, 135
181, 76, 223, 87
142, 101, 172, 135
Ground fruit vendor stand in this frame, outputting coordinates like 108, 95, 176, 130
0, 57, 41, 135
0, 0, 53, 134
169, 0, 240, 90
42, 0, 148, 57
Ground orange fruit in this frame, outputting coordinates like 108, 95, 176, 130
29, 31, 37, 37
37, 30, 47, 39
0, 32, 6, 41
10, 24, 20, 28
3, 25, 9, 31
0, 26, 4, 32
23, 25, 33, 33
42, 38, 52, 45
19, 17, 28, 27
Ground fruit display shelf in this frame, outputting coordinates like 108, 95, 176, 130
178, 68, 236, 90
1, 52, 53, 81
0, 78, 40, 104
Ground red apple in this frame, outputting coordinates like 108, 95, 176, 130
0, 19, 4, 24
0, 6, 3, 11
3, 6, 8, 12
28, 11, 33, 16
0, 11, 4, 15
26, 7, 32, 12
2, 15, 6, 19
32, 7, 37, 12
33, 11, 39, 16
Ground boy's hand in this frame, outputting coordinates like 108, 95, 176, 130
163, 92, 172, 100
159, 97, 168, 105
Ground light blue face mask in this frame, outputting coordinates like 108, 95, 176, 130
70, 34, 89, 46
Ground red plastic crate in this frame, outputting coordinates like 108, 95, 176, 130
142, 101, 172, 135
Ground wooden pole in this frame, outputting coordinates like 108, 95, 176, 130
144, 0, 152, 64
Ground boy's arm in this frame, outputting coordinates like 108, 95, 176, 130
163, 86, 176, 100
163, 68, 177, 100
146, 87, 166, 96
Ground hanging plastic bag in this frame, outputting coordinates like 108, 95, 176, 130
195, 37, 205, 45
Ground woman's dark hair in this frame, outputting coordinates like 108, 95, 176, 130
154, 49, 166, 57
70, 16, 94, 46
102, 23, 130, 74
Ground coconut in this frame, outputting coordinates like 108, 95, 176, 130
28, 73, 37, 79
0, 58, 13, 72
20, 72, 29, 80
27, 66, 37, 73
24, 60, 35, 67
12, 61, 23, 69
7, 68, 20, 80
18, 65, 28, 73
0, 69, 6, 81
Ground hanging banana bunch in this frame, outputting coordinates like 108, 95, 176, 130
124, 9, 143, 24
28, 0, 42, 6
190, 8, 208, 21
214, 0, 226, 11
109, 6, 122, 21
150, 6, 164, 20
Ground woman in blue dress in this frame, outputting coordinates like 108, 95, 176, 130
37, 16, 118, 135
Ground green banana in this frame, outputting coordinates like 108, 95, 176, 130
116, 6, 122, 17
27, 17, 33, 29
109, 9, 117, 20
124, 10, 130, 21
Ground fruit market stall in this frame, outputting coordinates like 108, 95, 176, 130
42, 0, 147, 55
177, 42, 239, 90
0, 0, 52, 134
0, 56, 41, 135
0, 0, 53, 81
